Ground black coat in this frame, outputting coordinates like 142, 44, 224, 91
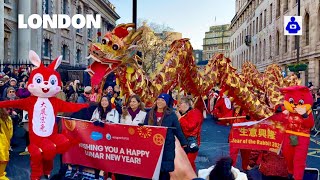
145, 109, 187, 172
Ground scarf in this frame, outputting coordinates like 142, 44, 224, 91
128, 108, 140, 120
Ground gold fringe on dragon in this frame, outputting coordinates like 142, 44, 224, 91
86, 23, 300, 119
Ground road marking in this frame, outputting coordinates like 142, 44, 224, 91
308, 154, 320, 158
310, 138, 320, 146
308, 138, 320, 158
308, 149, 320, 155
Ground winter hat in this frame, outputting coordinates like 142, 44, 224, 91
10, 78, 17, 83
84, 86, 92, 93
158, 93, 170, 105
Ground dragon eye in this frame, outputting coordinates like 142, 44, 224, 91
102, 39, 107, 45
298, 99, 304, 105
112, 44, 119, 50
289, 98, 294, 104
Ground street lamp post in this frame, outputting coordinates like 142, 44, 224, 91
295, 0, 301, 78
296, 0, 300, 64
133, 0, 137, 29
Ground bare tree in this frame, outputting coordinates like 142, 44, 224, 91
136, 19, 179, 74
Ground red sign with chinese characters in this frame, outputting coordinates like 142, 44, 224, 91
229, 114, 286, 153
61, 118, 167, 179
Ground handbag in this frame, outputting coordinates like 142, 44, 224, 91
187, 136, 199, 152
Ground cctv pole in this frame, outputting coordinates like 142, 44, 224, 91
133, 0, 137, 29
295, 0, 300, 78
296, 0, 300, 64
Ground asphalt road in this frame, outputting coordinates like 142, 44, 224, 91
6, 117, 320, 179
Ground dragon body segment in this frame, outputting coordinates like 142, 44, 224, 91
88, 23, 300, 119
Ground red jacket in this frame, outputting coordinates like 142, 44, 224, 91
213, 97, 233, 118
179, 109, 203, 145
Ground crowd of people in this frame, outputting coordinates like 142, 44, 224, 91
2, 64, 318, 180
0, 65, 209, 180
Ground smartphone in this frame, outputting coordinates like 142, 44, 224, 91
303, 168, 319, 180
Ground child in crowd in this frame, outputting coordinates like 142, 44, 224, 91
0, 108, 13, 180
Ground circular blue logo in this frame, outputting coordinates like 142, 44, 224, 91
106, 133, 112, 140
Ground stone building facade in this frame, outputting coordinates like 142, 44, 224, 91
193, 49, 203, 64
0, 0, 119, 68
230, 0, 320, 86
203, 24, 231, 60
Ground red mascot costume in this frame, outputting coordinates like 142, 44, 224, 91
0, 51, 89, 180
279, 86, 314, 180
213, 87, 234, 125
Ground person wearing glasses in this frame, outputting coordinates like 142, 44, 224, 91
77, 86, 92, 103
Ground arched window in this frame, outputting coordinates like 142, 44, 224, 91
259, 41, 262, 62
276, 0, 280, 17
76, 6, 82, 33
63, 0, 68, 14
284, 0, 288, 12
256, 17, 259, 33
76, 49, 81, 63
276, 31, 280, 55
45, 0, 50, 14
61, 45, 69, 61
263, 39, 266, 61
284, 36, 288, 53
318, 8, 320, 41
305, 13, 310, 45
255, 44, 258, 63
269, 35, 272, 58
44, 39, 51, 57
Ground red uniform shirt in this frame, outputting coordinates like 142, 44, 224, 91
179, 109, 203, 145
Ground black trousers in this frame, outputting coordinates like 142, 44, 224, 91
159, 171, 170, 180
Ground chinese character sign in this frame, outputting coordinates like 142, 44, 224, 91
62, 118, 167, 179
284, 16, 302, 36
229, 113, 285, 153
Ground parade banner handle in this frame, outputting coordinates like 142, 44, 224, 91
218, 116, 246, 120
232, 116, 269, 127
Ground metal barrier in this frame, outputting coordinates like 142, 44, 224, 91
312, 109, 320, 137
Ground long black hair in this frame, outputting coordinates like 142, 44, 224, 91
97, 96, 112, 120
209, 157, 235, 180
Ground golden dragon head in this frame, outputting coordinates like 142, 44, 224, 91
87, 23, 143, 87
88, 23, 143, 65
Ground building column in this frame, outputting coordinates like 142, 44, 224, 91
0, 1, 4, 65
30, 0, 43, 57
308, 58, 319, 88
18, 0, 31, 63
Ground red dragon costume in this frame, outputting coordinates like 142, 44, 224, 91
0, 51, 88, 180
279, 85, 314, 180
